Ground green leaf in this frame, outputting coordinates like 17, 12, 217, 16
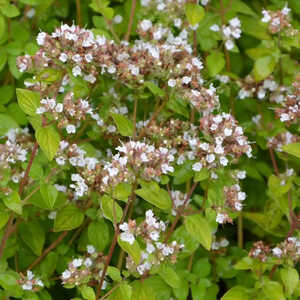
16, 89, 40, 116
194, 168, 210, 182
111, 113, 134, 137
35, 126, 60, 161
135, 181, 172, 210
221, 286, 249, 300
0, 113, 18, 136
40, 183, 58, 209
262, 280, 285, 300
19, 220, 45, 256
0, 209, 10, 230
40, 252, 58, 277
0, 85, 13, 105
184, 214, 212, 250
80, 286, 96, 300
0, 4, 20, 18
107, 266, 122, 282
107, 282, 132, 300
101, 195, 123, 223
253, 56, 276, 81
0, 272, 22, 296
206, 51, 225, 76
144, 81, 165, 97
131, 280, 156, 300
173, 161, 194, 185
282, 143, 300, 159
54, 204, 84, 232
185, 3, 205, 26
239, 15, 271, 40
158, 265, 181, 288
37, 68, 62, 83
117, 236, 141, 265
280, 267, 299, 297
3, 191, 22, 215
112, 183, 132, 202
88, 220, 110, 251
0, 48, 7, 72
234, 257, 253, 270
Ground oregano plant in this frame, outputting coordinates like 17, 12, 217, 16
0, 0, 300, 299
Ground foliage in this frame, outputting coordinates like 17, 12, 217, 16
0, 0, 300, 299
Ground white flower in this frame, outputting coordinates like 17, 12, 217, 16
114, 15, 123, 24
157, 3, 166, 10
107, 65, 116, 74
272, 247, 283, 257
206, 154, 215, 163
235, 202, 242, 211
72, 54, 81, 63
146, 243, 155, 254
36, 107, 46, 114
224, 128, 232, 136
87, 245, 96, 254
216, 213, 226, 224
84, 258, 93, 267
37, 32, 46, 45
55, 103, 63, 113
107, 125, 116, 133
220, 238, 229, 247
237, 191, 246, 201
225, 39, 234, 50
161, 164, 174, 174
85, 53, 93, 63
59, 53, 68, 63
62, 270, 71, 279
192, 162, 202, 172
201, 0, 210, 5
140, 19, 152, 32
261, 10, 271, 23
48, 211, 57, 219
66, 124, 76, 134
281, 5, 290, 16
182, 76, 191, 84
210, 24, 220, 32
237, 170, 246, 179
229, 17, 241, 28
280, 113, 290, 122
22, 283, 32, 290
120, 232, 135, 245
72, 258, 83, 268
72, 65, 82, 77
219, 156, 228, 166
168, 79, 176, 87
174, 18, 182, 28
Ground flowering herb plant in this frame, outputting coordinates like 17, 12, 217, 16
0, 0, 300, 299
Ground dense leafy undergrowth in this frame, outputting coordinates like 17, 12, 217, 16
0, 0, 300, 299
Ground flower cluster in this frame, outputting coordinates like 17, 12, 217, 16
36, 92, 102, 134
198, 113, 252, 165
99, 141, 175, 192
17, 23, 219, 114
275, 77, 300, 124
0, 128, 30, 169
18, 271, 44, 291
120, 210, 184, 275
249, 241, 270, 262
224, 183, 246, 212
261, 6, 296, 35
211, 18, 242, 50
171, 190, 188, 216
211, 237, 229, 251
271, 237, 300, 261
267, 131, 299, 152
61, 245, 108, 288
237, 76, 287, 102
